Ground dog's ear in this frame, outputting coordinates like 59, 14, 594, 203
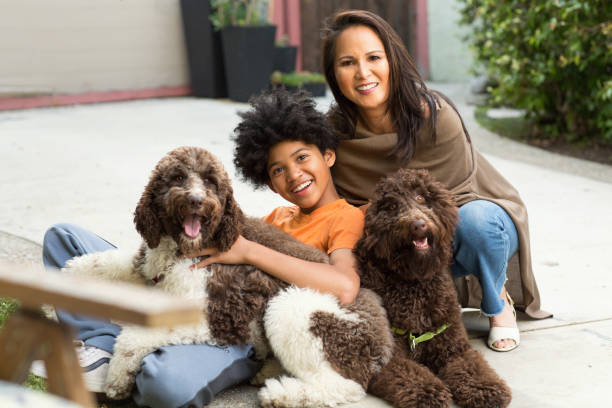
212, 185, 243, 252
354, 231, 387, 289
134, 181, 162, 249
360, 210, 394, 266
369, 233, 393, 264
427, 181, 459, 243
360, 226, 382, 255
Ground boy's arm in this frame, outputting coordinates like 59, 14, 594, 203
190, 236, 360, 305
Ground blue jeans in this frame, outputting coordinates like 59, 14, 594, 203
451, 201, 519, 316
43, 223, 261, 408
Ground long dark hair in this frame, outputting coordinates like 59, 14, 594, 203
322, 10, 444, 163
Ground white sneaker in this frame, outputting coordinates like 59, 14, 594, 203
30, 341, 112, 393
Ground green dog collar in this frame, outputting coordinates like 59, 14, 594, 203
392, 323, 451, 352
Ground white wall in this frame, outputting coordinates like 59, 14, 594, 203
0, 0, 189, 96
427, 0, 474, 82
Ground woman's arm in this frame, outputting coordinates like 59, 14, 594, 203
190, 236, 360, 304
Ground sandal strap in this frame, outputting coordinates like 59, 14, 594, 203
501, 287, 517, 319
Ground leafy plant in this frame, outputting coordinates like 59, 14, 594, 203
270, 71, 326, 87
209, 0, 269, 30
0, 296, 19, 329
458, 0, 612, 144
275, 33, 290, 47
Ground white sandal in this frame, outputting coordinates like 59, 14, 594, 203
487, 291, 520, 352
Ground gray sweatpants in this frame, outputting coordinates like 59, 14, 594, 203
43, 223, 261, 408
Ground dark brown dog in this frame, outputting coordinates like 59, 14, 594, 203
355, 168, 511, 408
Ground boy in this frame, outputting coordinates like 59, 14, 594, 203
192, 89, 364, 305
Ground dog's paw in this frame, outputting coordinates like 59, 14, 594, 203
251, 370, 271, 387
259, 377, 303, 408
103, 355, 137, 399
251, 358, 285, 386
258, 375, 364, 408
104, 373, 134, 400
452, 380, 511, 408
406, 382, 452, 408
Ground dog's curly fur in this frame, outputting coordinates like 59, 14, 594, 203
354, 168, 512, 408
64, 146, 393, 407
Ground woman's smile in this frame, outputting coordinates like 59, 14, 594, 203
356, 82, 378, 94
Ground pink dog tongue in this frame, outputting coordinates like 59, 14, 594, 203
183, 215, 202, 238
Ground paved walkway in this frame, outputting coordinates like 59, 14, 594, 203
1, 83, 611, 407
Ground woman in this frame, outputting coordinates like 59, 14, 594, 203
321, 9, 551, 352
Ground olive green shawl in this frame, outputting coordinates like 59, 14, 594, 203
332, 98, 550, 319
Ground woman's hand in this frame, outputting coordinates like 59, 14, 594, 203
189, 235, 253, 270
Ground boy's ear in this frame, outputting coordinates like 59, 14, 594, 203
324, 149, 336, 167
266, 180, 277, 193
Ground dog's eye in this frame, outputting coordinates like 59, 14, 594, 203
381, 201, 397, 211
203, 177, 218, 188
415, 195, 425, 203
174, 175, 184, 183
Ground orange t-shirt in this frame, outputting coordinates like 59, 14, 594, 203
263, 199, 364, 254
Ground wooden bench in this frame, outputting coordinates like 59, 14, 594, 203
0, 261, 202, 407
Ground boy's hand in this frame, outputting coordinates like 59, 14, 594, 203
189, 235, 253, 270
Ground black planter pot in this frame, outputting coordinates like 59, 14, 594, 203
180, 0, 227, 98
220, 25, 277, 102
273, 46, 297, 73
281, 83, 326, 97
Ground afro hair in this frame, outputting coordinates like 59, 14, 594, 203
233, 88, 338, 188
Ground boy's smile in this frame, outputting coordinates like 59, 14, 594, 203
267, 140, 340, 214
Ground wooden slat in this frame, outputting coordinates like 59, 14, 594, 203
0, 263, 202, 328
0, 310, 96, 407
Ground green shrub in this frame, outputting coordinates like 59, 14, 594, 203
269, 71, 326, 87
458, 0, 612, 143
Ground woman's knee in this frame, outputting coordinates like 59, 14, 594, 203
455, 201, 511, 250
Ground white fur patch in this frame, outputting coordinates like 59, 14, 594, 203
261, 286, 365, 407
64, 248, 144, 284
141, 237, 211, 302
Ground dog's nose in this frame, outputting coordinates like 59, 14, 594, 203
410, 219, 427, 235
188, 195, 203, 208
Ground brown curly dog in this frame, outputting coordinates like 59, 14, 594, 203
66, 146, 392, 407
354, 168, 511, 408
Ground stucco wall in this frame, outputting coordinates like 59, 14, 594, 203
0, 0, 189, 96
427, 0, 474, 82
